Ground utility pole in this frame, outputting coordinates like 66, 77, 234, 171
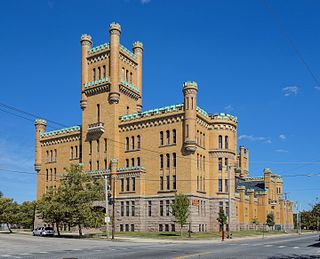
283, 192, 289, 233
295, 202, 301, 235
111, 174, 116, 240
104, 174, 110, 239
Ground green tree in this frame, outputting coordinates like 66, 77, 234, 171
170, 193, 190, 236
217, 210, 227, 232
59, 164, 104, 236
0, 197, 19, 232
17, 201, 36, 229
37, 189, 66, 236
266, 212, 275, 230
251, 217, 259, 231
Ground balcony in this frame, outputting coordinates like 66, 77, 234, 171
87, 122, 105, 134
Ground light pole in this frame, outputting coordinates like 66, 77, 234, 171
104, 174, 110, 239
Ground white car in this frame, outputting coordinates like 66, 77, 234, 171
32, 227, 55, 237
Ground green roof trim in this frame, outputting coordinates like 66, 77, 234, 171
88, 43, 109, 54
120, 80, 140, 93
40, 125, 81, 138
84, 77, 109, 88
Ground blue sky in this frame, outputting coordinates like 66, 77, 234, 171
0, 0, 319, 210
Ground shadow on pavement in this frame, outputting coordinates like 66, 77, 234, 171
308, 241, 320, 247
268, 256, 320, 259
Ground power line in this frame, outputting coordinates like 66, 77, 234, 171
260, 0, 320, 86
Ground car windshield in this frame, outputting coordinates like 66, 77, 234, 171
44, 227, 53, 230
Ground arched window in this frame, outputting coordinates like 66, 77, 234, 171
131, 158, 135, 167
103, 65, 106, 78
126, 70, 129, 81
203, 156, 205, 171
98, 67, 101, 79
50, 150, 53, 162
197, 154, 199, 169
191, 97, 194, 110
166, 153, 170, 168
173, 153, 176, 168
121, 67, 125, 80
125, 159, 129, 167
54, 149, 57, 161
225, 136, 229, 149
186, 97, 189, 110
93, 68, 96, 81
160, 154, 164, 169
137, 135, 141, 149
130, 72, 133, 83
97, 104, 100, 122
160, 131, 164, 146
172, 129, 176, 144
218, 135, 223, 149
137, 157, 141, 167
46, 151, 49, 162
70, 147, 74, 159
125, 137, 129, 151
197, 130, 199, 145
131, 136, 135, 150
166, 130, 170, 145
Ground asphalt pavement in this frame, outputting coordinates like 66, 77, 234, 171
0, 232, 319, 258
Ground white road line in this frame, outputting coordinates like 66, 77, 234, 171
95, 249, 103, 252
241, 243, 249, 246
293, 247, 299, 249
278, 246, 286, 248
264, 245, 273, 247
251, 244, 261, 246
38, 251, 49, 254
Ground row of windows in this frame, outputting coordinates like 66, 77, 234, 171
198, 200, 206, 217
185, 96, 195, 110
199, 224, 207, 232
120, 201, 136, 216
218, 135, 229, 149
196, 130, 205, 147
218, 157, 228, 171
88, 159, 108, 171
125, 157, 141, 167
160, 130, 176, 146
125, 135, 141, 151
121, 67, 133, 83
196, 154, 206, 171
120, 224, 135, 232
160, 153, 177, 169
120, 177, 136, 193
46, 168, 57, 182
89, 139, 107, 155
70, 146, 80, 160
159, 175, 176, 191
92, 66, 107, 81
159, 224, 175, 232
218, 178, 229, 193
45, 149, 57, 163
147, 200, 174, 217
196, 176, 206, 192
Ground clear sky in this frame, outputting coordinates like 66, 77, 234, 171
0, 0, 319, 210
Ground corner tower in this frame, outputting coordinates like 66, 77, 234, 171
80, 34, 92, 110
183, 81, 198, 153
34, 119, 47, 172
132, 41, 143, 112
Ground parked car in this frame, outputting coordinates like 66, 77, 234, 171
32, 227, 54, 237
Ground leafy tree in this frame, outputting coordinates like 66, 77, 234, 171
266, 212, 275, 230
0, 197, 19, 232
0, 191, 3, 198
59, 164, 104, 236
217, 210, 227, 232
17, 201, 36, 229
171, 193, 190, 236
251, 217, 259, 231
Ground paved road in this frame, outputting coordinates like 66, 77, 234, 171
0, 233, 319, 258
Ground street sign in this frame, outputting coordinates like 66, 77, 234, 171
105, 216, 110, 223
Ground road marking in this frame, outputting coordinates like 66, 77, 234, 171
293, 247, 299, 249
38, 251, 49, 254
264, 245, 273, 247
241, 243, 249, 246
95, 249, 103, 252
278, 246, 286, 248
72, 248, 82, 251
251, 244, 261, 246
172, 251, 212, 259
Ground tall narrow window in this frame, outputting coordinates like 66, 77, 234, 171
218, 157, 223, 171
50, 150, 53, 162
126, 70, 129, 81
70, 147, 74, 159
103, 65, 106, 78
46, 151, 48, 162
50, 169, 52, 181
126, 201, 130, 216
186, 97, 189, 110
131, 136, 135, 150
130, 72, 133, 83
160, 155, 164, 169
126, 106, 129, 114
125, 137, 129, 151
166, 130, 170, 145
160, 201, 164, 216
54, 149, 57, 161
137, 135, 141, 149
160, 176, 164, 190
126, 177, 130, 192
137, 157, 141, 167
121, 178, 124, 192
96, 160, 99, 170
125, 159, 129, 168
46, 169, 48, 182
203, 134, 206, 148
225, 179, 229, 192
191, 97, 194, 110
97, 139, 99, 153
121, 67, 125, 80
89, 141, 92, 155
225, 158, 228, 170
218, 135, 223, 149
132, 177, 136, 192
203, 156, 205, 171
166, 154, 170, 168
93, 68, 96, 81
131, 201, 135, 216
166, 200, 170, 216
166, 175, 170, 190
218, 178, 223, 192
75, 146, 77, 158
104, 159, 107, 169
104, 138, 107, 153
197, 175, 199, 190
54, 168, 56, 181
98, 67, 101, 79
160, 131, 164, 145
173, 153, 176, 168
97, 104, 100, 122
225, 136, 229, 149
172, 175, 176, 190
186, 124, 189, 138
172, 129, 176, 144
131, 158, 135, 167
148, 201, 152, 216
89, 161, 92, 171
197, 154, 199, 169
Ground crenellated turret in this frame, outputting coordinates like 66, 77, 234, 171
133, 41, 143, 112
183, 81, 198, 153
80, 34, 92, 110
108, 22, 121, 104
34, 119, 47, 172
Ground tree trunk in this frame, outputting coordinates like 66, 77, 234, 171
56, 222, 61, 236
180, 224, 183, 237
78, 224, 82, 236
6, 223, 12, 233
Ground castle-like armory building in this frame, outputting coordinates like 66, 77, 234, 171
34, 23, 293, 232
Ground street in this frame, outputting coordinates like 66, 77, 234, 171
0, 233, 319, 258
